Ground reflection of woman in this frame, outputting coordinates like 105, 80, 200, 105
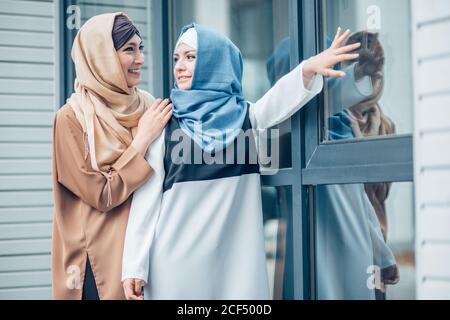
122, 24, 360, 300
344, 32, 396, 243
329, 31, 397, 245
51, 13, 171, 299
345, 31, 399, 290
319, 31, 399, 300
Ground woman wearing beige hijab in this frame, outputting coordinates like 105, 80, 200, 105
51, 12, 172, 300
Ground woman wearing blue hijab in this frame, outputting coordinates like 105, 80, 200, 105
122, 23, 360, 300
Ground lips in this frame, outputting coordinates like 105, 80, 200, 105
177, 75, 191, 81
128, 68, 141, 75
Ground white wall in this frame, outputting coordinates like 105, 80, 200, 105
413, 0, 450, 300
0, 0, 57, 299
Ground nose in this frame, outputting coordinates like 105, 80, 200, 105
134, 51, 144, 66
175, 59, 186, 72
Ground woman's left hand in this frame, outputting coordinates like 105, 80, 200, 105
303, 27, 361, 82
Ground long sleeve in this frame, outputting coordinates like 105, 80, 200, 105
53, 109, 154, 213
363, 190, 397, 270
121, 130, 166, 284
249, 60, 323, 130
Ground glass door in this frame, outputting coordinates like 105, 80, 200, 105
302, 0, 416, 300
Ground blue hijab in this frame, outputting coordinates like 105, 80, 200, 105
170, 23, 248, 153
328, 111, 355, 141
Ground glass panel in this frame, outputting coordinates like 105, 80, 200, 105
78, 0, 154, 93
261, 186, 292, 300
172, 0, 292, 169
315, 182, 415, 300
320, 0, 413, 142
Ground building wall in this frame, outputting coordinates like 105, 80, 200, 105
413, 0, 450, 300
0, 0, 57, 299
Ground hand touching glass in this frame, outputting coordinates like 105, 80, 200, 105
303, 27, 361, 86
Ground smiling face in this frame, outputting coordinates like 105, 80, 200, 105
174, 43, 197, 90
116, 34, 145, 88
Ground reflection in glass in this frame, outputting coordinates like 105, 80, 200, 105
322, 0, 413, 142
326, 31, 396, 142
261, 186, 291, 299
315, 182, 415, 300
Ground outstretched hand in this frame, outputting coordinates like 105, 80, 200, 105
303, 27, 361, 85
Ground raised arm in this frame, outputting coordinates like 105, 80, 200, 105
53, 111, 154, 213
250, 28, 361, 130
53, 98, 171, 213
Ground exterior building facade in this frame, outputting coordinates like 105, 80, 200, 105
0, 0, 448, 299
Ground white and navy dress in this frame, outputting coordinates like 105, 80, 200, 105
121, 62, 323, 299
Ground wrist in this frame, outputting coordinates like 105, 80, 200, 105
131, 137, 149, 157
303, 59, 317, 80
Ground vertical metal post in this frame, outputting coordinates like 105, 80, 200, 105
151, 0, 172, 98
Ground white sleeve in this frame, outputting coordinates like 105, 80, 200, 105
249, 60, 323, 130
121, 130, 165, 284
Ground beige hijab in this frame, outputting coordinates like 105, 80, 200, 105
67, 12, 153, 176
344, 32, 397, 261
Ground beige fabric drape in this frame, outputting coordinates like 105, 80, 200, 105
68, 12, 152, 175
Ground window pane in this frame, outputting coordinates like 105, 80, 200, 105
320, 0, 413, 143
261, 186, 291, 299
79, 0, 154, 93
315, 182, 415, 300
172, 0, 292, 169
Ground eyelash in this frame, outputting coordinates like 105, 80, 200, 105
173, 55, 196, 63
125, 46, 144, 52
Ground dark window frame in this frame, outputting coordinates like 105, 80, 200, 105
266, 0, 414, 299
300, 0, 414, 300
302, 0, 414, 186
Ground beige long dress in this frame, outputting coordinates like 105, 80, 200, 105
51, 105, 154, 299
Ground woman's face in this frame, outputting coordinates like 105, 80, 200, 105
117, 34, 145, 88
174, 43, 197, 90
